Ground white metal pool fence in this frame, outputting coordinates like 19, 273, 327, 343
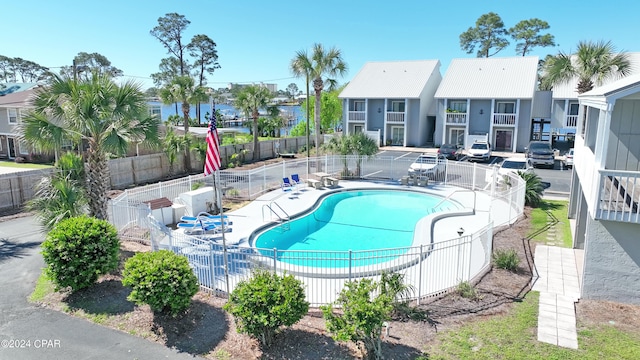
108, 155, 525, 306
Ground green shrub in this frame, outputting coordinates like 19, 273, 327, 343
41, 216, 119, 291
122, 250, 199, 316
321, 278, 394, 360
224, 270, 309, 348
493, 249, 520, 271
457, 281, 478, 300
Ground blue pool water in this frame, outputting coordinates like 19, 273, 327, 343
253, 190, 454, 268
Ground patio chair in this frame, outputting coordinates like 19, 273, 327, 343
177, 219, 232, 235
291, 173, 303, 186
282, 177, 294, 192
180, 212, 232, 225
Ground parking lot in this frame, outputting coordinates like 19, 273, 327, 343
377, 148, 572, 196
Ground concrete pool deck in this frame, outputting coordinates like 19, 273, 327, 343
218, 179, 517, 249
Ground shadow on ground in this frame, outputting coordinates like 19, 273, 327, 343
63, 279, 135, 315
152, 299, 229, 355
0, 239, 41, 264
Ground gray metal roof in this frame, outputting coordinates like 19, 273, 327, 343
434, 56, 539, 99
580, 73, 640, 98
338, 60, 440, 99
550, 52, 640, 99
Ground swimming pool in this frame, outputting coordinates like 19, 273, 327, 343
252, 189, 457, 269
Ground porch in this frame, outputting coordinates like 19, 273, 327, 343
597, 169, 640, 224
493, 113, 516, 126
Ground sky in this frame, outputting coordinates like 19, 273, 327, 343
2, 0, 639, 92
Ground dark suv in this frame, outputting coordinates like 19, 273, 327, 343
524, 141, 555, 168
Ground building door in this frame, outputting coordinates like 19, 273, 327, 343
7, 137, 16, 159
495, 130, 513, 151
531, 119, 551, 141
449, 128, 465, 147
391, 126, 404, 145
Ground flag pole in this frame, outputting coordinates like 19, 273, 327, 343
206, 92, 230, 297
216, 169, 230, 297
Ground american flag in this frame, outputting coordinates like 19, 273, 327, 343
204, 105, 221, 176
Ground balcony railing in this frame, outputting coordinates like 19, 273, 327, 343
597, 169, 640, 224
446, 112, 468, 124
348, 111, 366, 122
493, 113, 516, 125
386, 112, 405, 123
565, 115, 578, 128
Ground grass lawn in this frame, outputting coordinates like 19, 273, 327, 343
0, 160, 53, 169
425, 292, 640, 359
528, 200, 572, 247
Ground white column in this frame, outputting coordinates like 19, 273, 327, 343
513, 99, 520, 152
383, 99, 387, 144
403, 97, 408, 147
442, 99, 448, 145
564, 99, 569, 127
364, 99, 368, 132
465, 99, 471, 147
345, 98, 350, 135
489, 99, 495, 147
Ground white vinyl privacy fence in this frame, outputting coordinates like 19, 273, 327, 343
109, 156, 525, 306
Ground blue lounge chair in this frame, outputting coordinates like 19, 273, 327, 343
291, 173, 303, 186
282, 177, 294, 192
177, 220, 232, 235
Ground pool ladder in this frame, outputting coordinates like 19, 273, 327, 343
262, 201, 290, 231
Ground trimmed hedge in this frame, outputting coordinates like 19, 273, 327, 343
122, 250, 199, 316
41, 216, 120, 291
224, 270, 309, 347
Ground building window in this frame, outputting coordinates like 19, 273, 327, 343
496, 102, 515, 114
569, 103, 579, 115
353, 100, 365, 111
8, 108, 18, 124
148, 105, 161, 117
580, 105, 587, 137
19, 140, 29, 155
353, 124, 363, 133
390, 101, 405, 112
448, 100, 467, 113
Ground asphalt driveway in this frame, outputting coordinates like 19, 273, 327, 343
0, 215, 198, 360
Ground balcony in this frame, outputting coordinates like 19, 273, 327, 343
446, 112, 467, 124
493, 113, 516, 125
347, 111, 365, 122
565, 115, 578, 128
597, 169, 640, 224
386, 112, 405, 123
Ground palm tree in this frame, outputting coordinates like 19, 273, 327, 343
290, 49, 313, 164
291, 44, 347, 157
20, 72, 160, 220
162, 75, 208, 172
27, 152, 88, 230
518, 171, 544, 207
541, 40, 631, 93
326, 132, 378, 178
234, 85, 273, 161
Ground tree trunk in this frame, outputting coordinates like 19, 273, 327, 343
86, 143, 109, 220
252, 110, 259, 161
182, 101, 192, 172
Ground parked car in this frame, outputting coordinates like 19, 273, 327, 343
524, 141, 555, 168
438, 143, 464, 160
408, 153, 447, 179
467, 141, 491, 162
563, 148, 574, 168
498, 157, 534, 177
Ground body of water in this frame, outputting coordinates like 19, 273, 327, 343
150, 101, 304, 134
